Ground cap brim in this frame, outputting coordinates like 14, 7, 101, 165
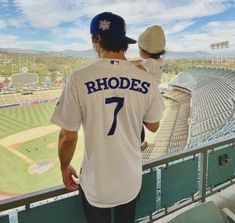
125, 36, 137, 44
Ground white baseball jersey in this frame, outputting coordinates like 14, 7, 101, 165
51, 58, 164, 208
142, 58, 164, 84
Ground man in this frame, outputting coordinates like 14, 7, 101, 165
51, 12, 164, 223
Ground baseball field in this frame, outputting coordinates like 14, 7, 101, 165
0, 98, 159, 200
0, 103, 84, 199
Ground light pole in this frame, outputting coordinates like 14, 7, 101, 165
210, 41, 229, 64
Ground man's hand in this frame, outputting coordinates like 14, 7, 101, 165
58, 129, 78, 191
61, 164, 79, 191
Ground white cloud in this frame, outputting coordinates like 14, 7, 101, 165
0, 34, 21, 48
0, 20, 6, 29
4, 0, 235, 53
13, 0, 233, 28
204, 20, 235, 48
55, 19, 195, 48
154, 0, 233, 22
55, 21, 91, 42
6, 17, 26, 28
0, 33, 90, 51
165, 21, 196, 35
167, 20, 235, 52
50, 21, 92, 50
78, 0, 234, 26
14, 0, 81, 28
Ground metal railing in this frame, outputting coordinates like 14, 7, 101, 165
142, 135, 235, 222
0, 136, 235, 222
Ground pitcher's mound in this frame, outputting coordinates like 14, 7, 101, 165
29, 160, 55, 174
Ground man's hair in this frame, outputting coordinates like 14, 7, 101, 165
141, 47, 166, 59
92, 33, 128, 52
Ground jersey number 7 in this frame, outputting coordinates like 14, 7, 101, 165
105, 97, 124, 136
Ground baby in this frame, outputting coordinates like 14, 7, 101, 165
133, 25, 166, 151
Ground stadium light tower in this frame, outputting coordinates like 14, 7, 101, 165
210, 41, 229, 64
224, 41, 229, 64
210, 43, 216, 64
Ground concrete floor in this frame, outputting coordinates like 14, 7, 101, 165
154, 183, 235, 223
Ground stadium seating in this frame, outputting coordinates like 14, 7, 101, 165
142, 98, 179, 160
11, 73, 38, 86
170, 67, 235, 148
0, 89, 62, 106
143, 67, 235, 158
142, 89, 191, 159
165, 90, 190, 153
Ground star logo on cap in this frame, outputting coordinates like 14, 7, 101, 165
99, 20, 111, 31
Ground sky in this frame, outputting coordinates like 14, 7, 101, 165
0, 0, 235, 54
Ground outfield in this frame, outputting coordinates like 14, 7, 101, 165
0, 103, 55, 139
0, 103, 84, 198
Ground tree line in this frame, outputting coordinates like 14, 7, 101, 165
0, 51, 234, 85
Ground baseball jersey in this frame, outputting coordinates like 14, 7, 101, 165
142, 58, 164, 84
51, 58, 164, 208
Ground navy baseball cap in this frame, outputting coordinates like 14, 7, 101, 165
90, 12, 136, 44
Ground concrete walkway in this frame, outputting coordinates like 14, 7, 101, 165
154, 183, 235, 223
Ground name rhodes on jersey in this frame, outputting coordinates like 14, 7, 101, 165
85, 76, 151, 95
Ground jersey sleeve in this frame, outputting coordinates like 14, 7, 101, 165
50, 75, 82, 131
143, 80, 165, 123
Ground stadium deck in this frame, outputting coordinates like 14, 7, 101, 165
143, 67, 235, 160
0, 67, 235, 222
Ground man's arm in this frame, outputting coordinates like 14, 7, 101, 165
58, 128, 79, 191
144, 121, 159, 133
130, 59, 143, 65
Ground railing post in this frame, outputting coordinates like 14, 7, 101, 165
199, 151, 208, 202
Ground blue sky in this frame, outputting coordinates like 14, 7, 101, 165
0, 0, 235, 55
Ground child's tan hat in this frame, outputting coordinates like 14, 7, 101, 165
138, 25, 166, 53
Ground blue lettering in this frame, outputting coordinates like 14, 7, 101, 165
108, 77, 119, 89
96, 78, 109, 91
140, 82, 150, 94
85, 81, 98, 94
130, 78, 141, 92
119, 77, 130, 89
85, 76, 150, 95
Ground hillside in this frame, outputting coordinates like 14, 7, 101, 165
0, 49, 235, 86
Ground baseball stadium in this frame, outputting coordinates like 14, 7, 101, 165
1, 0, 235, 221
0, 53, 235, 222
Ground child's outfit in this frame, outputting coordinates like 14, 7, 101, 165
138, 25, 166, 149
142, 58, 164, 84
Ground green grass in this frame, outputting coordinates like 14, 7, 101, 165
0, 145, 28, 193
17, 132, 59, 160
0, 133, 84, 194
0, 103, 84, 194
0, 103, 55, 139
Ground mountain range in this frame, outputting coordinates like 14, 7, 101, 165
49, 49, 211, 59
48, 49, 235, 59
1, 48, 235, 59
